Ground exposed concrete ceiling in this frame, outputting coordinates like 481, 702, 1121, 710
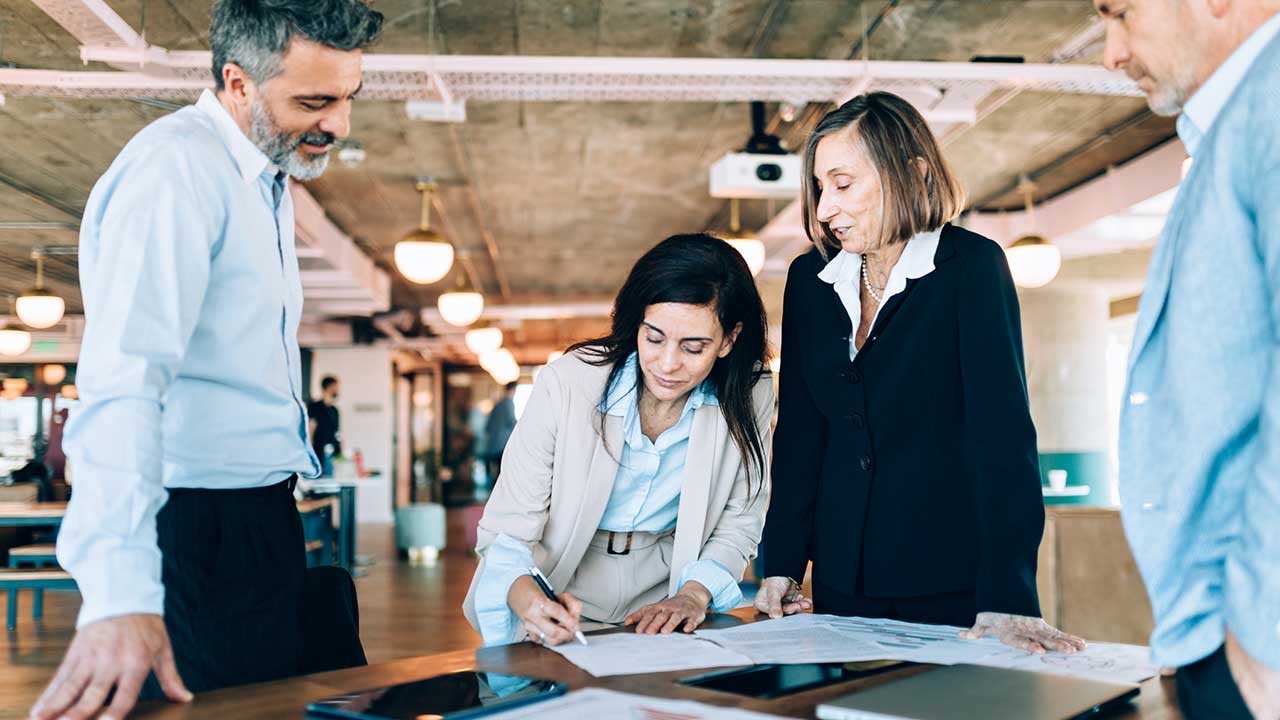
0, 0, 1171, 348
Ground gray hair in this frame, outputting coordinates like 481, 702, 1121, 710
210, 0, 384, 90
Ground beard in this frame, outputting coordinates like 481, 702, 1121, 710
1146, 80, 1189, 117
249, 99, 334, 181
1135, 59, 1198, 118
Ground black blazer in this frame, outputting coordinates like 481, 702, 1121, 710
761, 223, 1043, 617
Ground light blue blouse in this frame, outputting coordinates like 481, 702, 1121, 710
474, 353, 742, 645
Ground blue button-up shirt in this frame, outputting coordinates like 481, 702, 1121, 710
474, 353, 741, 645
1120, 13, 1280, 671
58, 90, 320, 628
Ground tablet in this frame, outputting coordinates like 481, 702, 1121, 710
679, 661, 905, 699
305, 671, 569, 720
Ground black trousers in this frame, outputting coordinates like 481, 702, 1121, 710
141, 479, 365, 698
814, 582, 979, 628
1176, 645, 1255, 720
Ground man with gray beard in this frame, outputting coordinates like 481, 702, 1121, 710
32, 1, 382, 718
1097, 0, 1280, 718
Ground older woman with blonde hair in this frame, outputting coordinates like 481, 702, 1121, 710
756, 92, 1084, 655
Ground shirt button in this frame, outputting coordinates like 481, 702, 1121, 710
1141, 501, 1159, 511
859, 455, 872, 471
1129, 392, 1149, 406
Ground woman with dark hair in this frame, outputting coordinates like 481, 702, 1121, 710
463, 233, 774, 647
757, 92, 1085, 655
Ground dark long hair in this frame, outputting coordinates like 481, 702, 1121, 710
569, 233, 771, 494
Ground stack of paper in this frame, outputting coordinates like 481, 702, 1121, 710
550, 632, 751, 676
549, 613, 1159, 686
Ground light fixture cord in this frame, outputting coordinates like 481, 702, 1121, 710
1019, 176, 1037, 228
419, 185, 433, 231
730, 198, 741, 233
34, 254, 44, 290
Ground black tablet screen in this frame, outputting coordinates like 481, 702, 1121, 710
307, 671, 564, 719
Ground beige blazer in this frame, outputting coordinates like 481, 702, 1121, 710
463, 351, 775, 630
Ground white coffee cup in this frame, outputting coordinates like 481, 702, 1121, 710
1048, 469, 1069, 492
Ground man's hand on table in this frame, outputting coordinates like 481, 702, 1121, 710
30, 613, 191, 720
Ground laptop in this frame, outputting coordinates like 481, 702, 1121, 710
816, 664, 1140, 720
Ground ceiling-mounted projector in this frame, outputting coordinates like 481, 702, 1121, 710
710, 151, 801, 199
709, 101, 801, 199
406, 98, 467, 123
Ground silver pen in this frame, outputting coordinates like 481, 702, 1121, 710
528, 565, 588, 646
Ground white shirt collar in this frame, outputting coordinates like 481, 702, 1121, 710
195, 89, 274, 184
817, 226, 943, 361
1178, 11, 1280, 156
818, 225, 942, 290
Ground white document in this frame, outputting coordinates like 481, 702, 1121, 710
487, 688, 790, 719
549, 631, 751, 677
548, 614, 1158, 685
971, 640, 1157, 685
694, 618, 887, 665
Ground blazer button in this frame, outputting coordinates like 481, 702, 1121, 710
859, 455, 872, 471
850, 413, 865, 428
842, 367, 862, 384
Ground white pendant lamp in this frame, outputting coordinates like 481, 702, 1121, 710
17, 251, 65, 329
480, 348, 520, 385
395, 181, 454, 284
438, 290, 484, 327
1005, 179, 1061, 289
436, 269, 485, 327
42, 364, 67, 385
723, 199, 765, 277
0, 326, 31, 357
465, 327, 504, 355
61, 384, 78, 400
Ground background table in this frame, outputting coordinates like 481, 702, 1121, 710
130, 609, 1182, 719
0, 502, 66, 528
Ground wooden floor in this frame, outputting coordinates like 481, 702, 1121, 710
0, 508, 485, 718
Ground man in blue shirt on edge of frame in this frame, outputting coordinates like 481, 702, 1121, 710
1097, 0, 1280, 718
32, 1, 383, 719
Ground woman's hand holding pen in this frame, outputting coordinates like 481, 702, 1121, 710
508, 576, 583, 646
625, 581, 712, 634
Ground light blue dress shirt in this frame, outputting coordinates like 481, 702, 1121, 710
474, 353, 742, 645
1119, 13, 1280, 671
58, 90, 320, 628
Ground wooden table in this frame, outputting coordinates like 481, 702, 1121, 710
0, 502, 67, 528
131, 610, 1182, 719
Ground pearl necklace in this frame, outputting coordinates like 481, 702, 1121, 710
861, 256, 885, 303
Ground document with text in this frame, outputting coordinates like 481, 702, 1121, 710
548, 614, 1158, 685
487, 688, 790, 719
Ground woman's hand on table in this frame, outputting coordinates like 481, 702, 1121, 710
507, 575, 583, 647
625, 581, 713, 634
959, 612, 1087, 654
754, 576, 813, 619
